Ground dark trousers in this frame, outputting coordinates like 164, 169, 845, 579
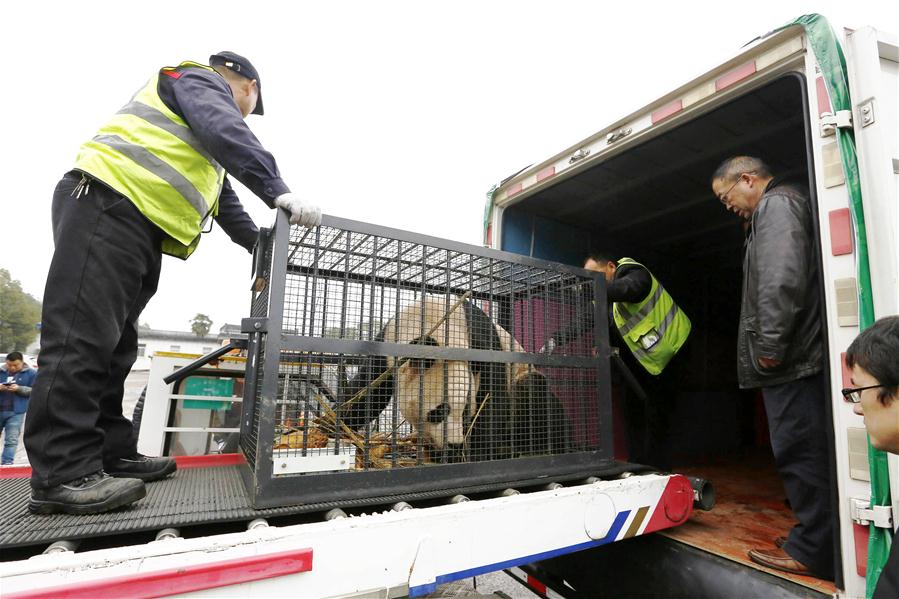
615, 342, 680, 471
25, 172, 163, 489
762, 372, 835, 580
622, 371, 671, 470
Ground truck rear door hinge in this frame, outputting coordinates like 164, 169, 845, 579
819, 110, 853, 137
849, 497, 894, 529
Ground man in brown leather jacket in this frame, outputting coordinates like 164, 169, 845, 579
711, 156, 834, 581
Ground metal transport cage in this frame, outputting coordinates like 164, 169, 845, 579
239, 213, 613, 508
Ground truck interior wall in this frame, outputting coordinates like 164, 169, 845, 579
504, 72, 843, 592
501, 73, 811, 463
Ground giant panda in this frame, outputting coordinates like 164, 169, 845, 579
337, 295, 569, 463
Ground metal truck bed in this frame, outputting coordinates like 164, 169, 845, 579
1, 462, 693, 598
0, 455, 640, 552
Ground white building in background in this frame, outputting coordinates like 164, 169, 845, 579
132, 324, 242, 370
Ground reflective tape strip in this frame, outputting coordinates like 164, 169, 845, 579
619, 284, 664, 335
118, 101, 217, 168
629, 304, 679, 359
658, 302, 679, 337
92, 134, 209, 217
630, 345, 648, 361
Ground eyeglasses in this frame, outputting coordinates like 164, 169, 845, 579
717, 171, 756, 205
841, 384, 886, 403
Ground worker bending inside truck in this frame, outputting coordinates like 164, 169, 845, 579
711, 155, 834, 580
542, 252, 691, 470
25, 51, 320, 515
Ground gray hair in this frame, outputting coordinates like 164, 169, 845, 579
711, 156, 772, 185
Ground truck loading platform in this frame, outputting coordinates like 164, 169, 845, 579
0, 454, 639, 553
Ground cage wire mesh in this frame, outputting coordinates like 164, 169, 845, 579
243, 218, 604, 485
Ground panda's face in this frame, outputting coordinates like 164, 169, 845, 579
384, 296, 480, 455
394, 352, 478, 452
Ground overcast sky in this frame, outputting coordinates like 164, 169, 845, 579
2, 1, 896, 335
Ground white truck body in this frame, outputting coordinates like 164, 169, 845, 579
1, 14, 895, 599
485, 15, 897, 599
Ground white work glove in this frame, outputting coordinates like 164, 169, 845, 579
538, 338, 556, 355
274, 193, 321, 228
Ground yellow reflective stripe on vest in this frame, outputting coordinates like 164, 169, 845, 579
116, 101, 216, 167
92, 134, 210, 219
73, 62, 226, 259
617, 283, 664, 335
612, 258, 691, 375
626, 305, 680, 362
660, 301, 679, 334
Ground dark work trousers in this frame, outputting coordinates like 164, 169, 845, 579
24, 171, 163, 490
762, 372, 834, 580
625, 371, 676, 471
623, 370, 672, 471
617, 339, 683, 472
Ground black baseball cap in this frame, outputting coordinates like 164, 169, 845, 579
209, 51, 264, 115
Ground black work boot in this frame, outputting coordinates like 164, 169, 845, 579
105, 453, 177, 482
29, 471, 146, 515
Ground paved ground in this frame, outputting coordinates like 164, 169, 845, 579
8, 369, 538, 597
427, 576, 537, 598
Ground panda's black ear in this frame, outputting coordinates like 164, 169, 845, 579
336, 324, 394, 430
510, 371, 570, 456
462, 300, 503, 352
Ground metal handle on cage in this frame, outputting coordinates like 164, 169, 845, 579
251, 226, 273, 292
162, 340, 249, 385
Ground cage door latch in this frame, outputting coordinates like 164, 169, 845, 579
242, 317, 270, 333
849, 497, 894, 529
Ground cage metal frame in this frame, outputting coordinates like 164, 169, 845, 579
239, 211, 613, 509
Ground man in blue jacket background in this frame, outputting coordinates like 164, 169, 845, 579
1, 352, 37, 465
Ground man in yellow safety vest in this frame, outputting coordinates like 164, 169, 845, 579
25, 52, 319, 515
543, 252, 691, 470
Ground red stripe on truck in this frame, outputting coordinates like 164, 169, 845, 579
536, 166, 556, 182
642, 475, 693, 534
841, 352, 853, 390
4, 548, 313, 599
527, 574, 548, 594
651, 100, 683, 124
507, 182, 523, 198
0, 465, 32, 478
816, 76, 832, 117
0, 454, 245, 479
853, 522, 869, 577
176, 453, 246, 469
828, 208, 853, 256
715, 61, 757, 91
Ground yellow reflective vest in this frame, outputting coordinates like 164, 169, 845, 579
612, 257, 691, 375
74, 62, 226, 259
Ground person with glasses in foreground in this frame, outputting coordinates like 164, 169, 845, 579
711, 156, 833, 580
843, 315, 899, 598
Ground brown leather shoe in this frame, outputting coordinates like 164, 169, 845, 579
748, 547, 813, 576
774, 536, 787, 549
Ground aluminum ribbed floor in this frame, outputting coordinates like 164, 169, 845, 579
1, 461, 641, 550
0, 465, 325, 549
